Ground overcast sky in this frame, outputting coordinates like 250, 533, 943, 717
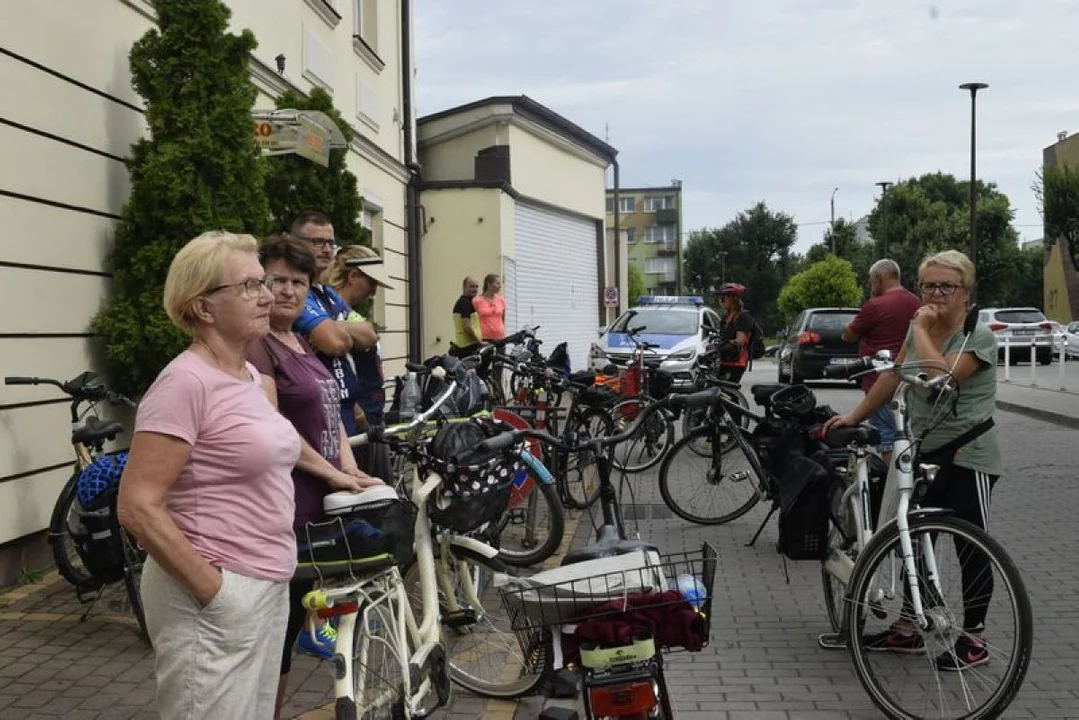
414, 0, 1079, 253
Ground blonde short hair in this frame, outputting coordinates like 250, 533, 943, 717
918, 250, 975, 290
163, 230, 259, 335
324, 244, 379, 289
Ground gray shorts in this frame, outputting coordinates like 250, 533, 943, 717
141, 556, 289, 720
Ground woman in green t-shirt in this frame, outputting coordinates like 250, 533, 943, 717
824, 250, 1000, 672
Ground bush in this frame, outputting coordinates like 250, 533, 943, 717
91, 0, 271, 395
778, 255, 863, 322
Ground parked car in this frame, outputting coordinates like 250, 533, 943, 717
979, 307, 1056, 365
776, 308, 860, 383
590, 295, 718, 390
1065, 321, 1079, 360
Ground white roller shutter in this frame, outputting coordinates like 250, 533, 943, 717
501, 255, 518, 338
514, 200, 600, 370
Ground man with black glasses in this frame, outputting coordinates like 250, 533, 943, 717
289, 211, 377, 437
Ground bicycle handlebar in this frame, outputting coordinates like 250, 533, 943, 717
823, 357, 956, 393
4, 374, 135, 406
348, 377, 457, 448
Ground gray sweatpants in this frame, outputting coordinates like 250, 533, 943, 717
141, 557, 289, 720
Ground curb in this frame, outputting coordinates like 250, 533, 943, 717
995, 400, 1079, 430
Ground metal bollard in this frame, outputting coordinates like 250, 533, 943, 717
1059, 335, 1068, 390
1030, 336, 1037, 386
1003, 336, 1011, 381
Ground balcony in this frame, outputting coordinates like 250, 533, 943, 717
656, 242, 678, 256
654, 208, 679, 225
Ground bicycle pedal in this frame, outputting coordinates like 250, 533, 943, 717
818, 632, 847, 650
442, 609, 478, 629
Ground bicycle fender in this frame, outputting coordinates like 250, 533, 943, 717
873, 506, 953, 536
448, 535, 503, 564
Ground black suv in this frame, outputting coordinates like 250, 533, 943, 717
777, 308, 860, 383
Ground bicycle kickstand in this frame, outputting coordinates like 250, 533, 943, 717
745, 505, 777, 548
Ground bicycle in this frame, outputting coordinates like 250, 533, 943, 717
3, 372, 147, 641
814, 327, 1031, 719
679, 336, 751, 458
479, 396, 717, 719
301, 364, 551, 718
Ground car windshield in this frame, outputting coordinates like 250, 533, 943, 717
610, 308, 698, 335
995, 309, 1047, 324
1068, 322, 1079, 333
807, 311, 857, 331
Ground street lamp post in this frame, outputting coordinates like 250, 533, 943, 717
959, 82, 989, 279
830, 187, 839, 253
875, 180, 893, 255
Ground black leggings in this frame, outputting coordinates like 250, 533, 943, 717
281, 579, 312, 675
919, 464, 998, 632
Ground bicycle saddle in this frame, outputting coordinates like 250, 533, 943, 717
560, 524, 659, 566
72, 417, 124, 445
749, 383, 789, 407
823, 424, 880, 448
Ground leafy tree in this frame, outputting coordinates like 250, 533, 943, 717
91, 0, 271, 395
627, 262, 645, 307
683, 202, 799, 333
805, 218, 875, 286
866, 172, 1021, 304
778, 256, 863, 323
263, 87, 367, 245
996, 244, 1044, 309
1034, 163, 1079, 268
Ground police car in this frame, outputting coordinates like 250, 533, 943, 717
589, 296, 723, 390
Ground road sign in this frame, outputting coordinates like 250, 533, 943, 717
603, 286, 619, 308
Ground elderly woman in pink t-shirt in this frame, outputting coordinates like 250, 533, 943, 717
118, 231, 303, 720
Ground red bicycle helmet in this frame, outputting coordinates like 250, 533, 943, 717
718, 282, 746, 297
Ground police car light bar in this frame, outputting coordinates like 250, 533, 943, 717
636, 295, 705, 306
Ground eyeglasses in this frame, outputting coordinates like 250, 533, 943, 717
919, 282, 963, 296
296, 235, 338, 250
207, 277, 275, 298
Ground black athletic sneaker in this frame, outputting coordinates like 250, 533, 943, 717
936, 634, 990, 671
862, 628, 926, 654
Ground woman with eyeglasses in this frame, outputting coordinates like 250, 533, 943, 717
824, 250, 1001, 671
117, 231, 302, 719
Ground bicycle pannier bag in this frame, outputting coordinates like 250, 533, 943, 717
776, 455, 831, 560
424, 416, 523, 533
295, 485, 417, 582
73, 487, 127, 584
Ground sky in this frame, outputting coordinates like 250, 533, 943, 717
413, 0, 1079, 253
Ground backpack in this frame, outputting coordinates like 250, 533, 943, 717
775, 454, 832, 561
749, 320, 766, 361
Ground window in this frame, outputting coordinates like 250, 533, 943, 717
605, 197, 615, 213
644, 257, 676, 276
304, 0, 342, 29
644, 225, 674, 243
619, 196, 636, 213
626, 227, 636, 244
643, 195, 674, 212
611, 308, 697, 335
352, 0, 384, 71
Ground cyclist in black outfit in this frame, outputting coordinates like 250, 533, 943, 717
714, 282, 755, 383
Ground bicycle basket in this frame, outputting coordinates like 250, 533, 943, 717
75, 451, 129, 508
498, 544, 717, 670
295, 486, 417, 582
424, 416, 523, 532
73, 487, 127, 584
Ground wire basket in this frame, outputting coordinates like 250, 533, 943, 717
498, 543, 717, 664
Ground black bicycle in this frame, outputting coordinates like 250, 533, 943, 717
4, 373, 148, 642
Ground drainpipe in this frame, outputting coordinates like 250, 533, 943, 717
612, 159, 621, 320
401, 0, 423, 361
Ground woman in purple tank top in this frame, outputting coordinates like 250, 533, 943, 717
247, 236, 384, 719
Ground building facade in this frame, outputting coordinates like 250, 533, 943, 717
417, 96, 619, 370
606, 182, 684, 296
1043, 131, 1079, 324
0, 0, 413, 575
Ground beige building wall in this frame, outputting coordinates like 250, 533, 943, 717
417, 125, 506, 183
507, 125, 606, 218
418, 188, 504, 356
0, 0, 410, 554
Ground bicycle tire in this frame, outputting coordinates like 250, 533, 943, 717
608, 397, 674, 474
48, 472, 101, 591
496, 479, 565, 568
345, 575, 412, 720
843, 514, 1032, 720
121, 544, 150, 644
657, 426, 762, 525
404, 551, 549, 699
560, 408, 613, 509
683, 387, 749, 458
822, 478, 854, 633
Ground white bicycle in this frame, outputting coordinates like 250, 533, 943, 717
818, 307, 1032, 720
300, 365, 546, 719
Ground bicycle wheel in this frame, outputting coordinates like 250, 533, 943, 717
822, 477, 855, 633
561, 409, 613, 509
495, 479, 565, 567
404, 550, 549, 699
657, 425, 762, 525
843, 514, 1032, 720
119, 528, 150, 644
608, 397, 674, 474
48, 473, 100, 591
683, 387, 749, 458
346, 575, 414, 720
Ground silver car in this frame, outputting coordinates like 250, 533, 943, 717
980, 307, 1056, 365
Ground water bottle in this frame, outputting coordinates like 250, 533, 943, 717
670, 574, 707, 611
399, 372, 422, 420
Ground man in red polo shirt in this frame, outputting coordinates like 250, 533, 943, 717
843, 259, 921, 465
